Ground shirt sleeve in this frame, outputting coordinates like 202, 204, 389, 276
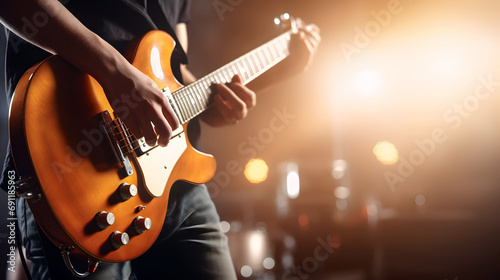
177, 0, 191, 24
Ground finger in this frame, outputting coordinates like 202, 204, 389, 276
228, 75, 256, 109
306, 33, 321, 48
300, 25, 321, 43
213, 94, 238, 124
150, 111, 172, 147
306, 24, 321, 34
127, 119, 143, 140
215, 83, 247, 120
303, 35, 316, 53
300, 28, 321, 47
160, 98, 180, 131
138, 118, 158, 146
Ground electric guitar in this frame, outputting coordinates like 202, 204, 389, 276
10, 14, 305, 276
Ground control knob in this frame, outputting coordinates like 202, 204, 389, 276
133, 216, 152, 234
95, 211, 115, 230
110, 231, 129, 249
119, 183, 137, 201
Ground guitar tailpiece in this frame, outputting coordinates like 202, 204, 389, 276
60, 246, 100, 278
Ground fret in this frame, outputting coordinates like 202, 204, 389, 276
270, 40, 280, 61
181, 91, 194, 120
187, 92, 196, 117
171, 95, 182, 123
191, 86, 203, 112
196, 85, 206, 110
205, 79, 214, 104
222, 68, 230, 82
202, 82, 210, 106
225, 66, 234, 80
263, 46, 272, 66
176, 92, 187, 121
174, 95, 187, 123
206, 73, 214, 84
200, 79, 209, 102
278, 36, 287, 56
237, 59, 249, 81
246, 55, 257, 78
261, 47, 270, 66
256, 51, 266, 74
194, 83, 206, 107
230, 63, 239, 81
252, 52, 263, 73
282, 35, 291, 55
214, 71, 223, 83
201, 79, 210, 102
214, 70, 223, 83
203, 80, 212, 104
218, 71, 224, 83
260, 49, 268, 68
187, 88, 200, 113
256, 49, 267, 70
275, 39, 284, 56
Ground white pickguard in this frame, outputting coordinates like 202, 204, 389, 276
135, 127, 187, 197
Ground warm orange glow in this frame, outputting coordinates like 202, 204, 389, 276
244, 158, 269, 184
373, 141, 399, 165
298, 214, 309, 227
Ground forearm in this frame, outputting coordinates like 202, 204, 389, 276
0, 0, 132, 88
0, 0, 180, 146
180, 65, 197, 85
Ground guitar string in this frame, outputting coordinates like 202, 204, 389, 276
105, 30, 294, 153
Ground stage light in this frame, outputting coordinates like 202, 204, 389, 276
286, 162, 300, 199
433, 50, 463, 79
284, 235, 296, 249
298, 214, 309, 227
352, 68, 383, 96
373, 141, 399, 165
332, 159, 348, 179
334, 186, 351, 200
263, 257, 276, 270
220, 221, 230, 233
247, 230, 266, 269
415, 194, 426, 206
240, 265, 252, 278
336, 199, 348, 211
230, 221, 242, 232
244, 158, 269, 184
281, 252, 294, 269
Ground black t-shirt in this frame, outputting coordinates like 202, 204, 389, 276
4, 0, 190, 97
1, 0, 192, 191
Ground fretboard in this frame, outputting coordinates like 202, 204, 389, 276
169, 30, 293, 124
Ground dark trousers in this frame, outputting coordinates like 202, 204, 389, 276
17, 182, 237, 280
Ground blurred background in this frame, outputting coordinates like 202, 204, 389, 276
3, 0, 500, 279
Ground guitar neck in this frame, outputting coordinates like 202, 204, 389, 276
169, 30, 293, 124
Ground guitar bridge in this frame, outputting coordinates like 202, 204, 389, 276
99, 111, 136, 178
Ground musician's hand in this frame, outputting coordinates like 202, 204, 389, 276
247, 23, 321, 93
101, 63, 180, 147
200, 74, 256, 127
286, 24, 321, 74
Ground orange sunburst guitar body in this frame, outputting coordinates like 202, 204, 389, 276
9, 31, 216, 263
9, 16, 300, 270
